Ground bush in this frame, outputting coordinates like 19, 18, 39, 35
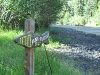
0, 0, 64, 29
68, 16, 86, 25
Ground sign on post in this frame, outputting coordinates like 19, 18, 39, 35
14, 19, 49, 75
15, 31, 49, 47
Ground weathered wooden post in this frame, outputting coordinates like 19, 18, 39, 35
24, 19, 35, 75
14, 19, 49, 75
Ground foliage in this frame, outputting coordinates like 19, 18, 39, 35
68, 16, 86, 25
1, 0, 100, 29
0, 0, 64, 29
59, 0, 100, 26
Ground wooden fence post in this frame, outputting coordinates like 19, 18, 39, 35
24, 19, 35, 75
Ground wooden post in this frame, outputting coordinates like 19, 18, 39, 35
14, 19, 49, 75
24, 19, 35, 75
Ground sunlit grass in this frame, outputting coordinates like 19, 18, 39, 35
47, 38, 60, 49
0, 29, 82, 75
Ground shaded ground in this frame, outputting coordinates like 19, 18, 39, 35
50, 27, 100, 75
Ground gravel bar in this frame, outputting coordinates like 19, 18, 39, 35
50, 26, 100, 75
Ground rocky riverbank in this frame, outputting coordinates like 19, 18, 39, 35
50, 26, 100, 75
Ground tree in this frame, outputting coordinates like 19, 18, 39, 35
0, 0, 64, 29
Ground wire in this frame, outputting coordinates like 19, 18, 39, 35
43, 44, 52, 75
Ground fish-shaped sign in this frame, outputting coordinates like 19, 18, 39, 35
15, 31, 49, 48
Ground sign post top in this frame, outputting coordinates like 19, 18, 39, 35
24, 19, 35, 33
15, 19, 49, 48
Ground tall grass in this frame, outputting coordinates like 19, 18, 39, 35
0, 29, 81, 75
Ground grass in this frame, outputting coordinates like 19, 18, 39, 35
0, 29, 82, 75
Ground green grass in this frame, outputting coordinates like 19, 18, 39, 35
0, 29, 81, 75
